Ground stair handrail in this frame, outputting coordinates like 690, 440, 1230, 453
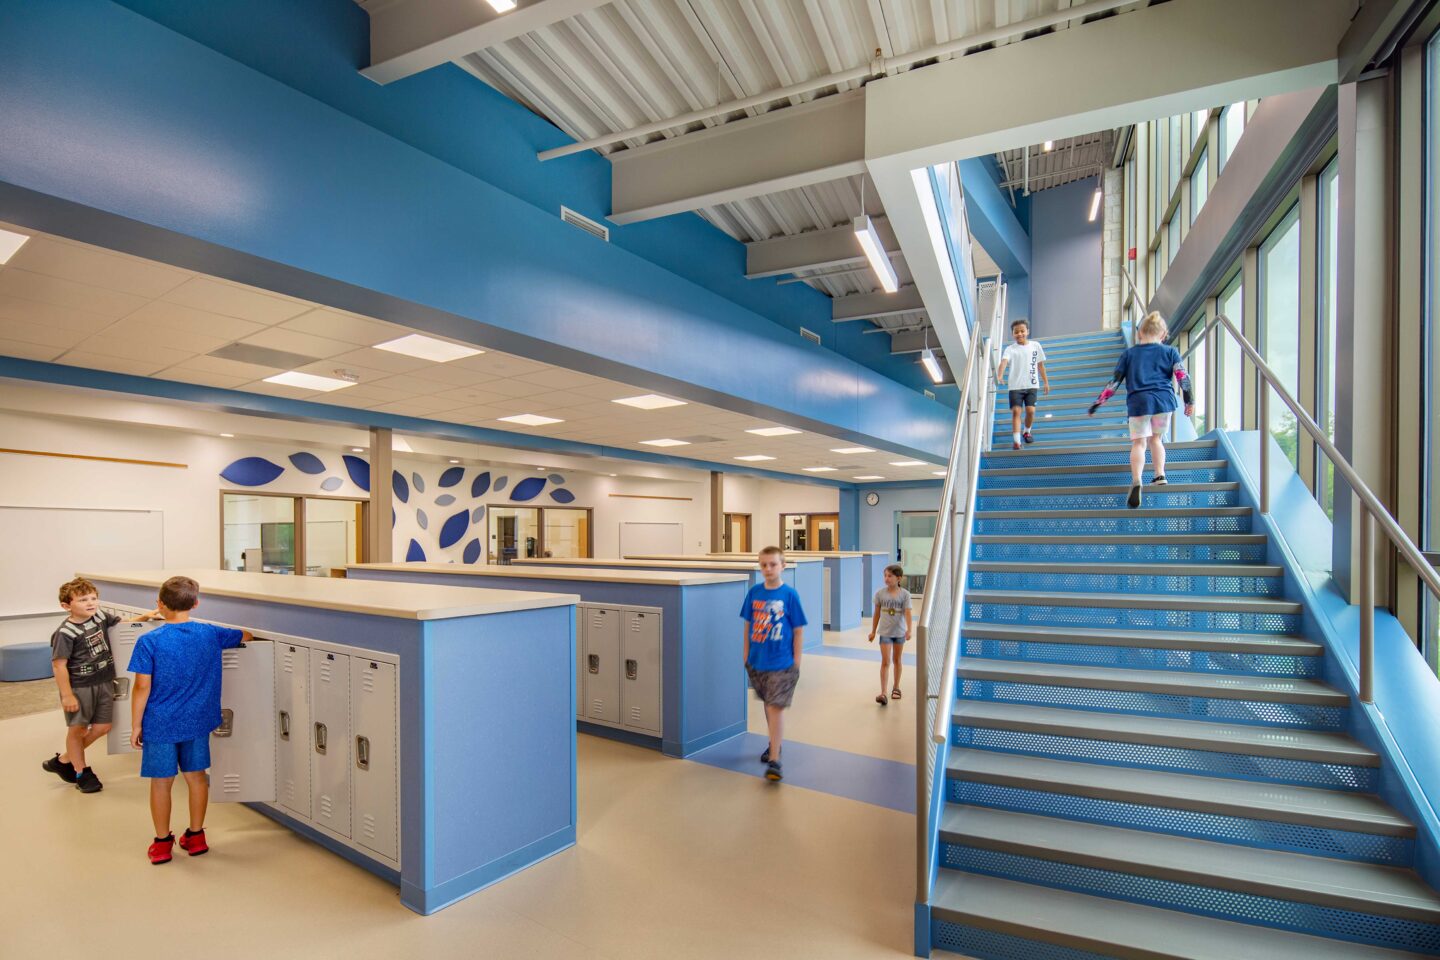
1141, 288, 1440, 704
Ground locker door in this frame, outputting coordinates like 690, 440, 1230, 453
310, 649, 352, 838
351, 658, 398, 862
621, 610, 661, 734
275, 643, 311, 819
209, 640, 276, 803
582, 606, 621, 724
107, 620, 162, 755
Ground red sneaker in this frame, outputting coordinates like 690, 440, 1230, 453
148, 834, 174, 865
178, 829, 209, 856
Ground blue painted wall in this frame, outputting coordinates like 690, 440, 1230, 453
960, 157, 1032, 324
1030, 177, 1103, 338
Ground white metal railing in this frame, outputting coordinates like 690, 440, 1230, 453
915, 278, 1005, 902
1133, 262, 1440, 703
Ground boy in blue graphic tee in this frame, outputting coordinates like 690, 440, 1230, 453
128, 575, 250, 865
740, 546, 807, 782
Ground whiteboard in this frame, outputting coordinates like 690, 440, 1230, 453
619, 522, 684, 557
0, 506, 164, 617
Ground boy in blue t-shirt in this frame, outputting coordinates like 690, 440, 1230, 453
128, 575, 250, 865
740, 546, 807, 782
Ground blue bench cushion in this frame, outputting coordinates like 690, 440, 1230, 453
0, 641, 55, 682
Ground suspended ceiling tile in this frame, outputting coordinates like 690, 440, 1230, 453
0, 268, 149, 320
162, 277, 309, 325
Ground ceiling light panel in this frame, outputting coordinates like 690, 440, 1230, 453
802, 467, 837, 472
497, 413, 564, 426
0, 227, 31, 264
613, 394, 687, 410
745, 426, 802, 437
853, 475, 885, 480
831, 446, 875, 454
734, 455, 776, 462
640, 438, 689, 447
373, 333, 483, 362
889, 460, 926, 467
263, 370, 356, 392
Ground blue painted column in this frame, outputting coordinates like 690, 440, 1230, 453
826, 556, 864, 631
838, 489, 860, 550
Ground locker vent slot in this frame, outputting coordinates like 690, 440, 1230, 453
222, 650, 241, 670
362, 671, 376, 693
221, 773, 242, 795
630, 707, 642, 722
362, 814, 378, 841
282, 651, 295, 673
318, 663, 333, 683
319, 795, 334, 819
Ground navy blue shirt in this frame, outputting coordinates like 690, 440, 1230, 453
129, 621, 245, 744
1112, 343, 1185, 417
740, 582, 807, 671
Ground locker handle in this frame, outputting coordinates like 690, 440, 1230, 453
112, 676, 130, 701
587, 654, 600, 674
625, 659, 638, 680
279, 710, 290, 741
356, 735, 370, 770
314, 722, 328, 755
215, 708, 234, 738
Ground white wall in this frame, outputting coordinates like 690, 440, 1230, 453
858, 485, 941, 571
721, 475, 839, 550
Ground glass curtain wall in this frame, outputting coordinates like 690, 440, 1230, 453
1259, 205, 1302, 466
1187, 313, 1208, 432
1425, 31, 1440, 665
1318, 158, 1341, 517
1218, 277, 1244, 430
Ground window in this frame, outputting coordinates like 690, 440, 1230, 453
1259, 205, 1302, 467
221, 493, 367, 576
1424, 31, 1440, 665
1191, 149, 1209, 224
1167, 215, 1181, 265
1318, 157, 1340, 518
1188, 313, 1208, 433
1218, 102, 1246, 170
1192, 109, 1208, 148
1169, 115, 1184, 201
489, 506, 593, 561
1218, 276, 1244, 430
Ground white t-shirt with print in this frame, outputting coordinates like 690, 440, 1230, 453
1001, 341, 1047, 390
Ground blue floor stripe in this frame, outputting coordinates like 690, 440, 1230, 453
810, 643, 917, 667
687, 732, 915, 813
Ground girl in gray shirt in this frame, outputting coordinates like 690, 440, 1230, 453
868, 563, 913, 705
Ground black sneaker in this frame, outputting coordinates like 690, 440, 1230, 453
765, 760, 783, 782
74, 767, 103, 794
42, 753, 77, 783
1126, 484, 1142, 509
760, 747, 771, 764
1153, 475, 1168, 485
1022, 431, 1034, 444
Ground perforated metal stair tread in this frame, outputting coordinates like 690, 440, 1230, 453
979, 482, 1238, 499
970, 561, 1282, 577
982, 459, 1229, 478
958, 659, 1347, 705
944, 750, 1411, 835
985, 440, 1217, 459
991, 411, 1131, 425
952, 702, 1376, 765
961, 622, 1321, 656
968, 588, 1298, 615
932, 872, 1438, 960
974, 533, 1265, 545
977, 506, 1251, 521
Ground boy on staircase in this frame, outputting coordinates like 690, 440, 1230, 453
996, 320, 1050, 450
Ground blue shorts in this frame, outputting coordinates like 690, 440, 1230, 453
879, 635, 907, 645
140, 737, 211, 778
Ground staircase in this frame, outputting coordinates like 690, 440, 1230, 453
928, 329, 1440, 959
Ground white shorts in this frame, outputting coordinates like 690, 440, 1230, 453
1128, 413, 1172, 439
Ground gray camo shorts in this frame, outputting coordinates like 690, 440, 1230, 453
747, 664, 800, 709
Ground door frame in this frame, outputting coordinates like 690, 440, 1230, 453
723, 512, 752, 552
778, 511, 841, 552
487, 503, 595, 561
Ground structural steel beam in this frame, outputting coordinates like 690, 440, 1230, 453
745, 216, 898, 279
609, 91, 866, 225
833, 286, 925, 322
361, 0, 610, 85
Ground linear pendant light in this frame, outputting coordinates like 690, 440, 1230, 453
854, 215, 898, 293
1088, 187, 1103, 222
920, 347, 944, 384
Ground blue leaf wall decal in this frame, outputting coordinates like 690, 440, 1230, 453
416, 509, 429, 530
471, 471, 491, 498
511, 477, 546, 502
439, 509, 470, 549
548, 474, 566, 485
494, 475, 509, 492
220, 457, 284, 487
435, 494, 456, 507
289, 452, 325, 475
439, 466, 464, 488
342, 455, 370, 492
549, 488, 576, 504
391, 508, 396, 529
462, 538, 483, 564
320, 477, 343, 492
471, 506, 486, 524
412, 472, 425, 493
405, 539, 426, 562
392, 471, 409, 503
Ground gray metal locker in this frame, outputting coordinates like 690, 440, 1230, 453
275, 643, 312, 819
582, 606, 621, 724
621, 610, 661, 734
107, 619, 161, 755
351, 657, 398, 862
209, 640, 276, 803
310, 649, 352, 838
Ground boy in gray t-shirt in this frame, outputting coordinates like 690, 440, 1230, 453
868, 563, 913, 706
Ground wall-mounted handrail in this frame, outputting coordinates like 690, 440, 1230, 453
1128, 265, 1439, 703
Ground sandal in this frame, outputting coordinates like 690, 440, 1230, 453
891, 688, 902, 700
875, 694, 888, 706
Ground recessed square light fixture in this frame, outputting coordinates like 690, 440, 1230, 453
486, 0, 517, 11
449, 459, 461, 464
351, 447, 365, 453
932, 470, 946, 477
802, 466, 838, 472
889, 460, 926, 467
498, 414, 564, 426
640, 438, 689, 447
219, 433, 234, 438
263, 370, 356, 392
853, 475, 885, 480
831, 446, 876, 455
0, 227, 30, 265
745, 426, 801, 437
734, 454, 776, 462
373, 333, 484, 363
613, 394, 687, 410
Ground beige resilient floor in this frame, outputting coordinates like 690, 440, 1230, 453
1, 623, 947, 960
